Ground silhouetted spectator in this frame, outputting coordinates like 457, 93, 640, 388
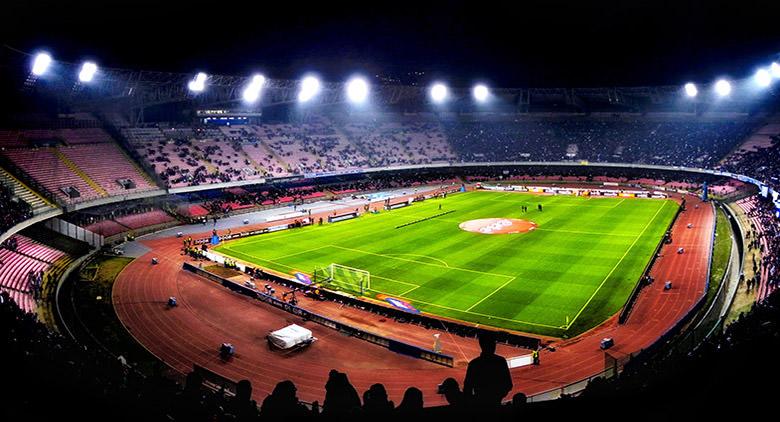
463, 331, 513, 406
396, 387, 424, 415
440, 377, 464, 407
225, 379, 260, 421
362, 383, 394, 414
322, 369, 361, 416
261, 380, 311, 421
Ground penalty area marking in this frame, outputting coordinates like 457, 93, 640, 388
383, 253, 451, 267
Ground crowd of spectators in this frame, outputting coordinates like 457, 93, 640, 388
444, 118, 757, 167
340, 121, 454, 167
719, 133, 780, 191
1, 183, 33, 233
743, 199, 780, 296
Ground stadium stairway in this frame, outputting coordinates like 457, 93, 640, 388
258, 138, 291, 174
116, 143, 159, 188
51, 148, 109, 197
0, 166, 58, 215
233, 145, 266, 176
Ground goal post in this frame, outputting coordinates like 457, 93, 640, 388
313, 263, 370, 295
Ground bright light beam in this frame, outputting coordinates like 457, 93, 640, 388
684, 82, 698, 98
771, 62, 780, 78
31, 53, 52, 76
346, 77, 369, 103
714, 79, 731, 97
430, 83, 448, 103
78, 61, 98, 82
298, 76, 321, 102
188, 72, 207, 93
242, 74, 266, 103
473, 84, 490, 102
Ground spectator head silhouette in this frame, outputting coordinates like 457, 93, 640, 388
397, 387, 424, 413
440, 377, 463, 406
464, 330, 513, 407
363, 383, 394, 413
323, 369, 361, 415
236, 379, 252, 402
512, 392, 527, 407
272, 380, 297, 404
478, 330, 497, 355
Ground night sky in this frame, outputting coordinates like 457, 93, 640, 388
3, 0, 780, 87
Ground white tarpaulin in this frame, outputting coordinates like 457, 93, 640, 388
267, 324, 315, 349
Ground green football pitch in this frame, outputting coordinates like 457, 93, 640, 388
215, 190, 679, 337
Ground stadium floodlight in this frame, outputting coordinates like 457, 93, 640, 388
771, 62, 780, 78
473, 84, 490, 103
684, 82, 698, 98
78, 61, 98, 83
430, 82, 448, 103
714, 79, 731, 97
188, 72, 207, 93
31, 52, 52, 76
755, 68, 772, 88
346, 77, 369, 104
242, 74, 266, 103
298, 76, 321, 103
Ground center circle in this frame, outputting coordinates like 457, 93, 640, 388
458, 218, 537, 234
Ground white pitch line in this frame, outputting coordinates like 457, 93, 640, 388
330, 244, 513, 279
534, 228, 636, 237
366, 287, 563, 329
610, 198, 627, 208
565, 200, 668, 329
384, 253, 450, 267
270, 245, 331, 260
398, 285, 422, 296
465, 277, 517, 311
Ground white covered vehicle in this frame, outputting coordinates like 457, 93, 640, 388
267, 324, 316, 350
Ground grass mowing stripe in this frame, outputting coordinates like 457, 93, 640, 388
565, 200, 669, 329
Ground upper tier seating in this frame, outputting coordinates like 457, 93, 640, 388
58, 143, 156, 194
2, 148, 103, 202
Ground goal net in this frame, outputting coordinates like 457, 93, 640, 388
313, 263, 370, 295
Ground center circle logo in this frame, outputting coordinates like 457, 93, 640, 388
458, 218, 537, 234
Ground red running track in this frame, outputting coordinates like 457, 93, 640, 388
113, 195, 713, 406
